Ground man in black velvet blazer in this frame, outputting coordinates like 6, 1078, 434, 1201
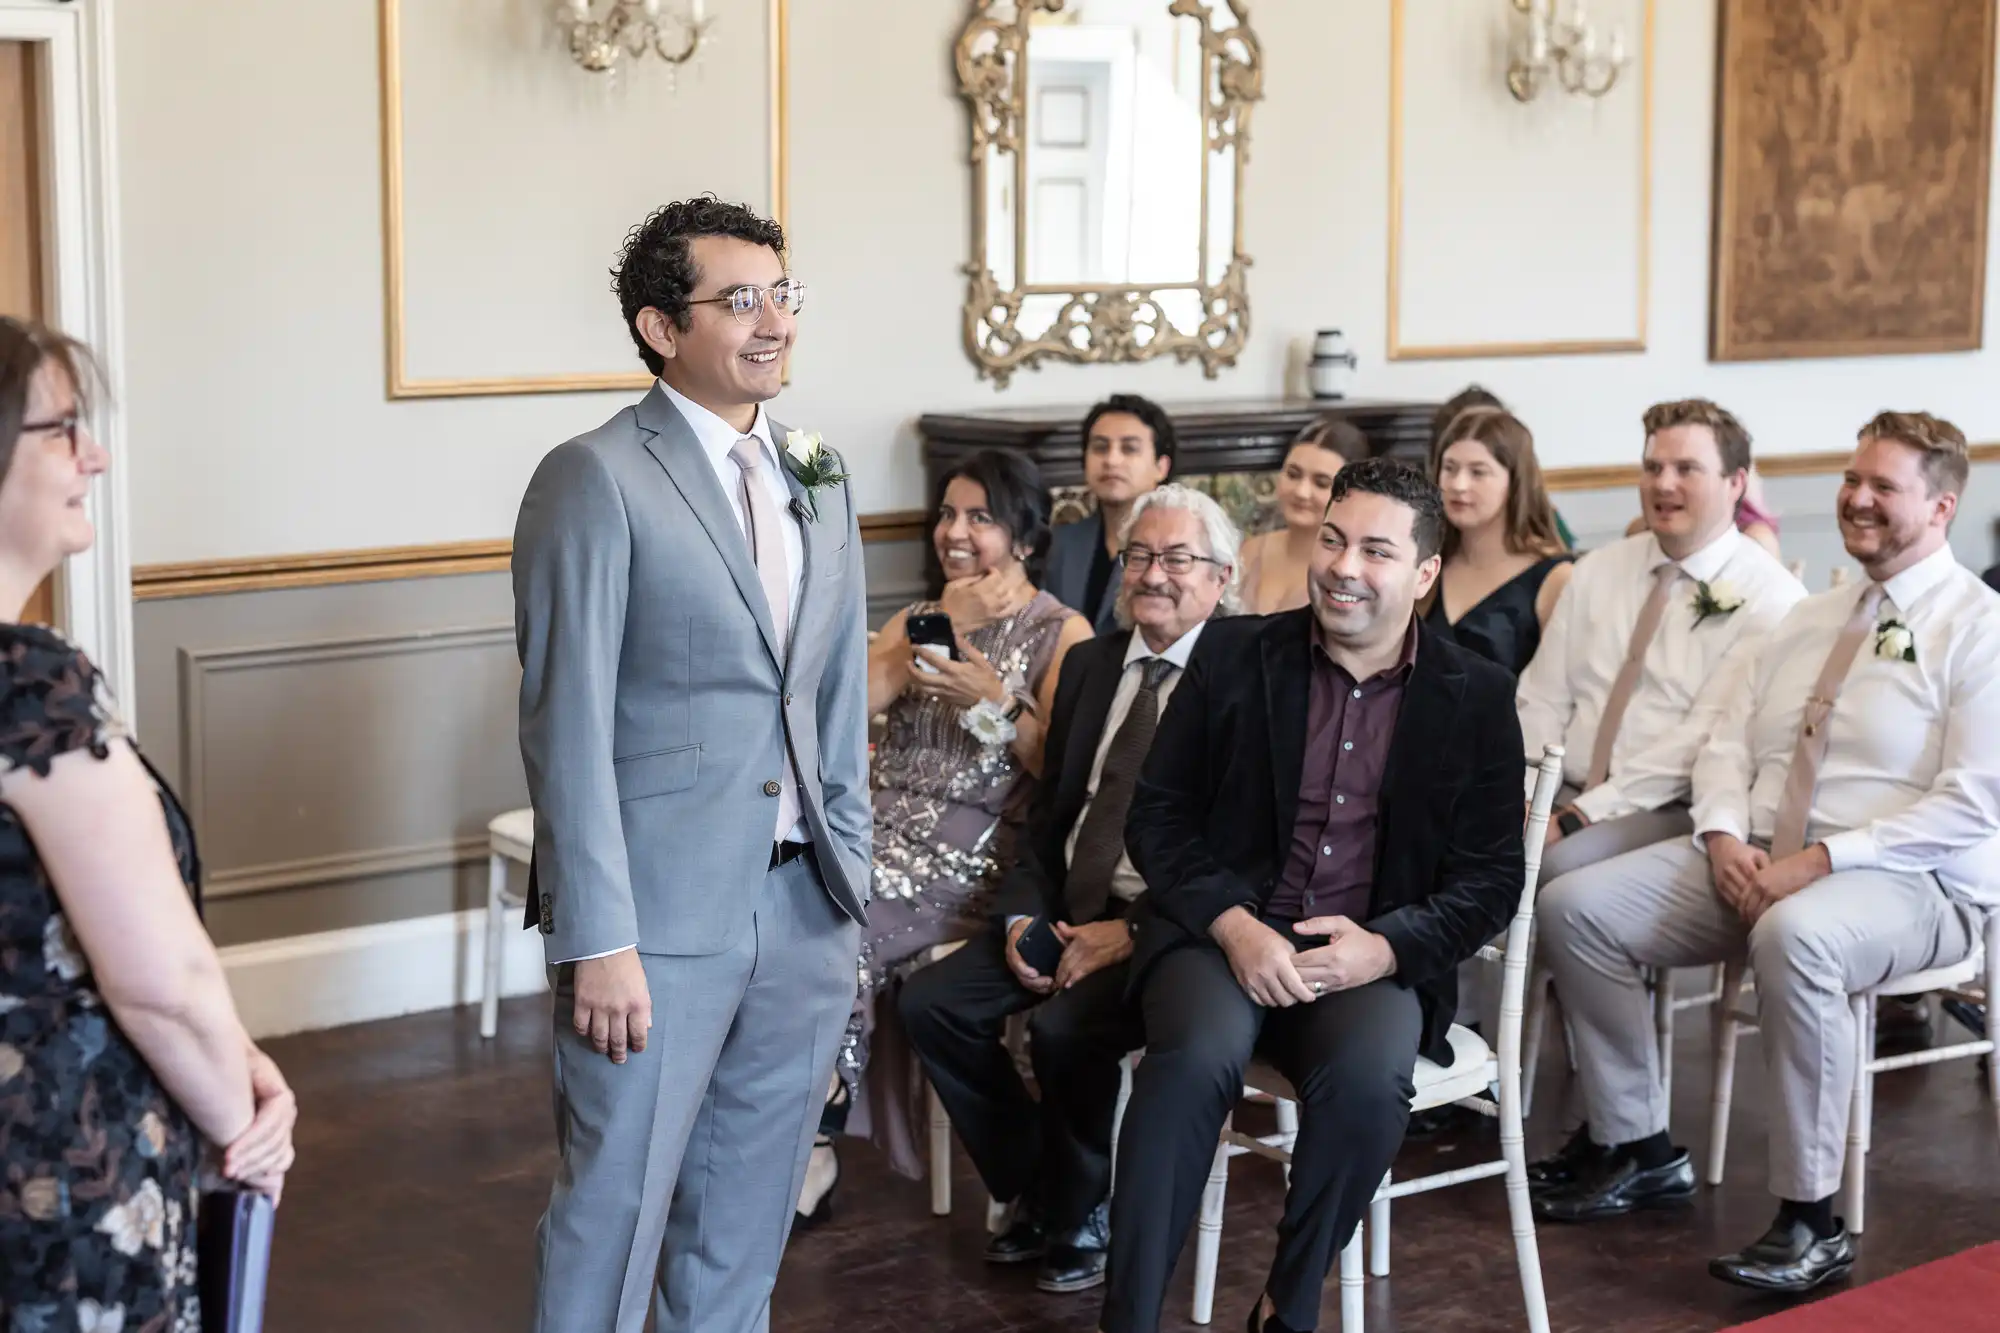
1101, 458, 1526, 1333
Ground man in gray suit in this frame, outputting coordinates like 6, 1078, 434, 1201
513, 197, 870, 1333
1044, 394, 1178, 633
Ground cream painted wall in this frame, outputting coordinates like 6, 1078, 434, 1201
119, 0, 2000, 563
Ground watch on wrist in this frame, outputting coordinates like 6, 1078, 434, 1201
1000, 693, 1026, 721
1555, 809, 1586, 837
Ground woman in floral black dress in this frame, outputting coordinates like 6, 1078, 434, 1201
0, 318, 298, 1331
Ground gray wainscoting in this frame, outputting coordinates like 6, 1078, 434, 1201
134, 465, 2000, 949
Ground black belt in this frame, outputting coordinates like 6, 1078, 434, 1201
771, 840, 812, 869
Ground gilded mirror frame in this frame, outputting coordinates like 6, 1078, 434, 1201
955, 0, 1263, 388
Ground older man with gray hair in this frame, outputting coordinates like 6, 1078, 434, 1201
900, 484, 1241, 1296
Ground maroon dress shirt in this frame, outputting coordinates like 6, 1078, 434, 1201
1264, 618, 1419, 922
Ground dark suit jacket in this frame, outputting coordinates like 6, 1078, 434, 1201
1045, 514, 1124, 634
992, 629, 1137, 924
1124, 608, 1526, 1064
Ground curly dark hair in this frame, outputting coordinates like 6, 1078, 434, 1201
1326, 455, 1446, 563
612, 195, 786, 375
1081, 393, 1179, 467
931, 448, 1054, 591
0, 317, 99, 489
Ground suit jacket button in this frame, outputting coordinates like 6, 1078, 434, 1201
763, 780, 782, 796
784, 692, 794, 706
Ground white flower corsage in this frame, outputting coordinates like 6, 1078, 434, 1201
960, 695, 1022, 748
1690, 579, 1746, 626
781, 429, 849, 522
1874, 618, 1916, 662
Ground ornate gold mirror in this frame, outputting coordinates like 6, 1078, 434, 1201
956, 0, 1262, 388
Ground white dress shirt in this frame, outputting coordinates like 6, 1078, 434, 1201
659, 378, 808, 844
1063, 621, 1205, 904
1691, 545, 2000, 907
1517, 527, 1806, 823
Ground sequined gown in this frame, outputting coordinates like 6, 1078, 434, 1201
839, 590, 1073, 1179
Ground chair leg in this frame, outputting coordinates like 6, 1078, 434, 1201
928, 1080, 952, 1217
1652, 969, 1676, 1117
1191, 1126, 1232, 1326
1339, 1226, 1366, 1333
1842, 994, 1872, 1233
1367, 1172, 1390, 1277
1498, 1018, 1552, 1333
1521, 965, 1551, 1120
1274, 1097, 1299, 1187
1707, 962, 1745, 1186
1109, 1052, 1135, 1199
480, 852, 506, 1040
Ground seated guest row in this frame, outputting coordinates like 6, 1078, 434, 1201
817, 389, 1998, 1331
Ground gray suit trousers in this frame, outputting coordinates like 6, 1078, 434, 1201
532, 853, 860, 1333
1537, 837, 1975, 1200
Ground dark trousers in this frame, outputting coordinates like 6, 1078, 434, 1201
898, 925, 1142, 1231
1101, 939, 1422, 1333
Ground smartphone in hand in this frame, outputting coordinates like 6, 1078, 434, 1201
1014, 916, 1064, 975
906, 612, 960, 673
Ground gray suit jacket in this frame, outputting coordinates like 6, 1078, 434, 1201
512, 385, 872, 962
1045, 513, 1123, 634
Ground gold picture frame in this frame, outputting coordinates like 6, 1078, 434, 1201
378, 0, 791, 399
955, 0, 1264, 389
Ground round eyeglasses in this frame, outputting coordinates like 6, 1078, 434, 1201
688, 278, 807, 325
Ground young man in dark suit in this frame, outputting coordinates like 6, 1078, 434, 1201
1102, 457, 1527, 1333
900, 485, 1242, 1295
1045, 395, 1178, 633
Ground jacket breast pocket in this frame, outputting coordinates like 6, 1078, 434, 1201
614, 744, 701, 802
820, 541, 849, 579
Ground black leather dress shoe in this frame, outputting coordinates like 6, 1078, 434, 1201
1533, 1149, 1696, 1222
1037, 1202, 1109, 1292
1526, 1124, 1612, 1195
1708, 1217, 1855, 1293
985, 1212, 1048, 1265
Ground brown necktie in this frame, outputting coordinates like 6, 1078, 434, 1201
1587, 562, 1682, 788
1064, 657, 1175, 922
1770, 582, 1887, 859
730, 436, 800, 841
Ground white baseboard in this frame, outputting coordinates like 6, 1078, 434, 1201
220, 907, 549, 1040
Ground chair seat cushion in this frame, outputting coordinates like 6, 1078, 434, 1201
1868, 940, 1983, 998
488, 807, 535, 862
1241, 1023, 1495, 1114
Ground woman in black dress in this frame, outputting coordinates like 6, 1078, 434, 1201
1423, 406, 1574, 676
0, 318, 296, 1330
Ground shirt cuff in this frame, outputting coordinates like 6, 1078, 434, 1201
1005, 915, 1031, 930
1819, 829, 1878, 874
553, 944, 635, 965
1571, 784, 1635, 825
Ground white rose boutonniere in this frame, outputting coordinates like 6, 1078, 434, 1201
1690, 579, 1746, 627
1874, 618, 1917, 663
781, 428, 850, 522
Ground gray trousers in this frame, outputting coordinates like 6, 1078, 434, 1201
1537, 837, 1975, 1201
532, 853, 861, 1333
1457, 789, 1692, 1029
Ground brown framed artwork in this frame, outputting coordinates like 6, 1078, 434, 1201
1710, 0, 1996, 362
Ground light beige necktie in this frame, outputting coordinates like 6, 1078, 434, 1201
1769, 582, 1887, 859
730, 436, 801, 842
1587, 562, 1682, 788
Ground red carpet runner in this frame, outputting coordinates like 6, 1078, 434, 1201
1723, 1241, 2000, 1331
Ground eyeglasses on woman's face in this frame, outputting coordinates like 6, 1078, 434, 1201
687, 278, 807, 326
19, 414, 87, 457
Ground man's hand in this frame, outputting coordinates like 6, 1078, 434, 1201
1053, 919, 1133, 990
1210, 907, 1315, 1008
573, 948, 652, 1064
1005, 917, 1055, 995
1742, 845, 1832, 925
223, 1044, 297, 1204
1292, 916, 1398, 994
1705, 832, 1770, 918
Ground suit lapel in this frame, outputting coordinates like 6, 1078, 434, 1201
1380, 621, 1466, 874
635, 386, 783, 667
1262, 611, 1313, 855
769, 417, 817, 676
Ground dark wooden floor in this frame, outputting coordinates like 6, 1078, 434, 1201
258, 993, 1999, 1332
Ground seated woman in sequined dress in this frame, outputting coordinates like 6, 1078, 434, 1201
796, 448, 1091, 1225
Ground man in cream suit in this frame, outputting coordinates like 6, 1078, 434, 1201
1533, 412, 1998, 1293
513, 198, 870, 1333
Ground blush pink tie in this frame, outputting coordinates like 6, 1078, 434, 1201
730, 436, 801, 842
1587, 562, 1682, 788
1769, 582, 1887, 859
